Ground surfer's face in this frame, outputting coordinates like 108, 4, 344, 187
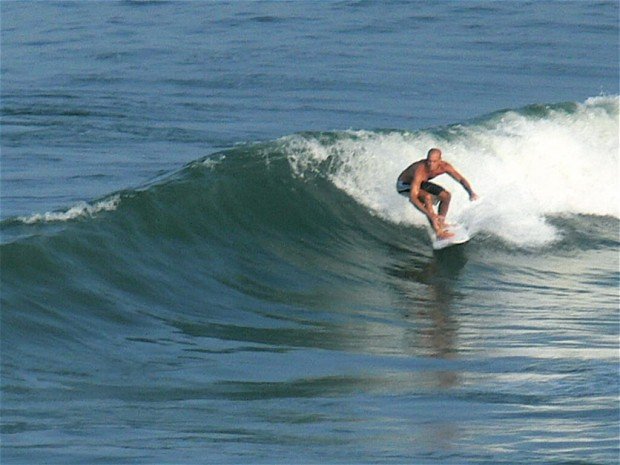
426, 152, 441, 171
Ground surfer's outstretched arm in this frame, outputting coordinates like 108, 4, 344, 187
445, 164, 479, 200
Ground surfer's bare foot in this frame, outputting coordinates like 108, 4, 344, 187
436, 229, 454, 239
431, 216, 453, 239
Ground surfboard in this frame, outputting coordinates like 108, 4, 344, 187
431, 223, 470, 250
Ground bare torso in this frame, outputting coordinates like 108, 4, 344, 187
398, 159, 448, 184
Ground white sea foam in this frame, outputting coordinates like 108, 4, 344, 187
285, 96, 619, 246
17, 195, 122, 224
200, 154, 226, 169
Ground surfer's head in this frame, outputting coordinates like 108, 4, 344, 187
426, 148, 442, 170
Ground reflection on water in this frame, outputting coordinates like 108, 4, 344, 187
380, 244, 471, 451
387, 244, 468, 360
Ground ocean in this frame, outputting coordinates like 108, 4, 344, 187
1, 1, 618, 464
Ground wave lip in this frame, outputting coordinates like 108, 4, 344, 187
15, 195, 122, 225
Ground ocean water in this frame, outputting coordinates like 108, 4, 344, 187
1, 1, 619, 464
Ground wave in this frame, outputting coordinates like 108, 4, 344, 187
3, 96, 618, 248
1, 96, 618, 356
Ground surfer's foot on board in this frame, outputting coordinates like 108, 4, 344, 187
432, 215, 454, 239
436, 229, 455, 239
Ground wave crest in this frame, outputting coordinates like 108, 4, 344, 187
16, 195, 122, 224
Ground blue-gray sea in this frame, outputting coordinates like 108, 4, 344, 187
1, 1, 619, 464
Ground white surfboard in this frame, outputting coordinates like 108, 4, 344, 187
431, 223, 470, 250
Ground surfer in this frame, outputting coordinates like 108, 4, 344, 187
397, 148, 478, 239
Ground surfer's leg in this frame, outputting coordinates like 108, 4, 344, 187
420, 192, 453, 238
419, 192, 436, 229
421, 192, 436, 225
421, 182, 449, 227
437, 190, 451, 223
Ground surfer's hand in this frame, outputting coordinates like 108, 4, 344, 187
469, 193, 479, 201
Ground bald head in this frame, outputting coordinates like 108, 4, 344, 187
427, 148, 442, 159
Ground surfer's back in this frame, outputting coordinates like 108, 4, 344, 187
397, 160, 424, 183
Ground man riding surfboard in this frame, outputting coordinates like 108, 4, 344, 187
397, 148, 478, 239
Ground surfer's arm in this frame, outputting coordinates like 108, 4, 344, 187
445, 164, 478, 200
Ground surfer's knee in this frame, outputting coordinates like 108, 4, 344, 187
439, 190, 451, 203
421, 192, 433, 206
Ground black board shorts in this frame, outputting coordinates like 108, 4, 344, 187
396, 180, 445, 197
